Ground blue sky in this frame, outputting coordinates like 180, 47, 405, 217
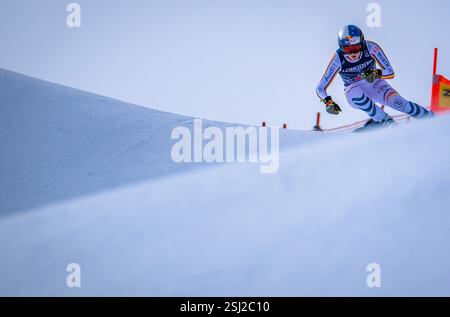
0, 0, 449, 129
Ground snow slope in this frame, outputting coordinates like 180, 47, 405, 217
0, 69, 321, 216
0, 69, 449, 296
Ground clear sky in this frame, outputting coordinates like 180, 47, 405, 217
0, 0, 449, 129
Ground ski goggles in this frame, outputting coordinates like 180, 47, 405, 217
342, 44, 362, 54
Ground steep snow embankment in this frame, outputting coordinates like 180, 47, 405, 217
0, 78, 449, 296
0, 69, 321, 216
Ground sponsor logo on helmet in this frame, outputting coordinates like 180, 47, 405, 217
344, 36, 361, 46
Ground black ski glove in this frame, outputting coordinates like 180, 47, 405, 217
363, 69, 383, 83
324, 96, 342, 115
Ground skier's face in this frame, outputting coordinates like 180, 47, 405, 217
343, 43, 363, 62
346, 52, 361, 62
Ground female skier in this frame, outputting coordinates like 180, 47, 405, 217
316, 25, 433, 126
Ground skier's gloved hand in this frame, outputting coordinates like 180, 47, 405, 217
363, 69, 382, 83
324, 96, 342, 115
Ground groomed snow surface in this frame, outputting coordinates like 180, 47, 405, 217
0, 69, 449, 296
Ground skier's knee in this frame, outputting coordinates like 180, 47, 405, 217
386, 93, 408, 112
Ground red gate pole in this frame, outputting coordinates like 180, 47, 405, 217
431, 48, 439, 111
313, 112, 322, 131
433, 48, 438, 77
